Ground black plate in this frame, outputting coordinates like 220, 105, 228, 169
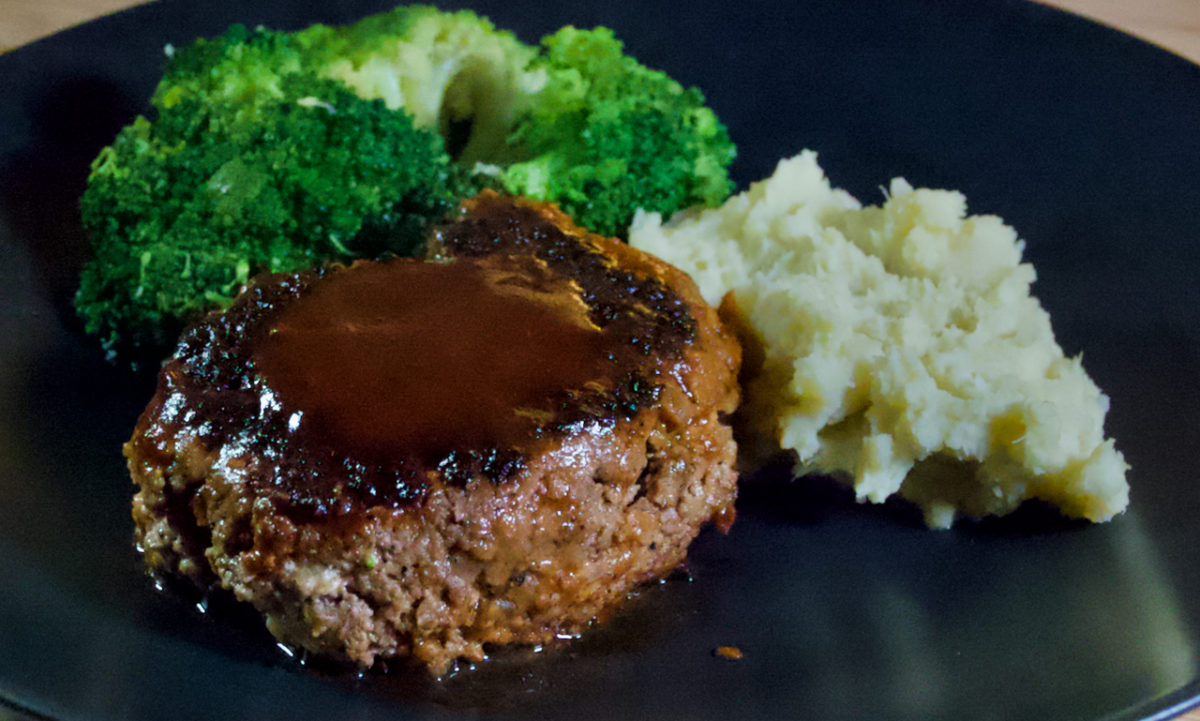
2, 1, 1199, 719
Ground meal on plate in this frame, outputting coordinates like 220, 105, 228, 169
75, 3, 1129, 674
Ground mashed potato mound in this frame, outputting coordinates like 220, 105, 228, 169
629, 151, 1129, 528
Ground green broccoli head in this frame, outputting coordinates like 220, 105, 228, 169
499, 27, 736, 238
308, 6, 538, 164
77, 73, 466, 359
152, 24, 305, 115
154, 7, 537, 163
77, 7, 737, 362
148, 10, 733, 241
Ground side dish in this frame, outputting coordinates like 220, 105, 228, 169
630, 151, 1129, 528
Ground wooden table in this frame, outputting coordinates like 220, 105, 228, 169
2, 0, 1198, 719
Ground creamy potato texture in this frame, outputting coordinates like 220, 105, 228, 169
630, 151, 1129, 527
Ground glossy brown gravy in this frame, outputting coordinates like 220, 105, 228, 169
138, 195, 699, 521
253, 255, 610, 465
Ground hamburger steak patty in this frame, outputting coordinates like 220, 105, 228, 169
127, 192, 741, 673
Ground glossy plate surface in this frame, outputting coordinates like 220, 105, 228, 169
1, 1, 1199, 719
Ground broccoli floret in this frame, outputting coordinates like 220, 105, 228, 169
498, 27, 735, 238
312, 17, 736, 236
153, 7, 537, 164
77, 6, 736, 361
150, 7, 734, 238
306, 6, 539, 164
77, 73, 465, 359
153, 23, 304, 112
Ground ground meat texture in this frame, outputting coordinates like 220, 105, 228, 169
127, 192, 741, 674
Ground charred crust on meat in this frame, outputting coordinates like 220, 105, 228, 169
135, 194, 700, 524
431, 193, 698, 350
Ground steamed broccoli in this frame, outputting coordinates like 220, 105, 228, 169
498, 27, 735, 238
304, 16, 736, 236
305, 6, 538, 165
77, 72, 466, 358
153, 7, 537, 164
76, 5, 736, 360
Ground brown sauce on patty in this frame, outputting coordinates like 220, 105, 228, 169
256, 254, 616, 471
134, 195, 698, 522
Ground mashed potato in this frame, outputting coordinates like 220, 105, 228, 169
630, 151, 1129, 527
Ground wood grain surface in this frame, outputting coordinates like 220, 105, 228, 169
1, 0, 1198, 719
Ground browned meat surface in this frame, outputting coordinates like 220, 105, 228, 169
127, 192, 741, 674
